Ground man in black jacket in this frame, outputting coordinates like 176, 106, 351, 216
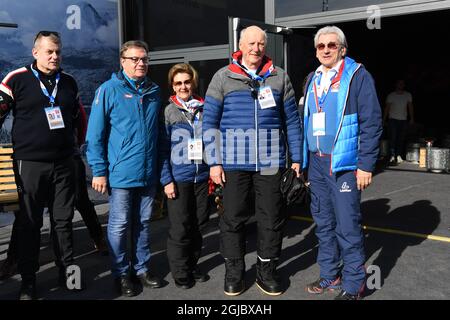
0, 30, 80, 300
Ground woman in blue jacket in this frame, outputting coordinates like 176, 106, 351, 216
159, 63, 210, 289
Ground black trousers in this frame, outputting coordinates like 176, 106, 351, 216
166, 181, 209, 279
73, 156, 102, 240
220, 170, 284, 259
13, 157, 75, 279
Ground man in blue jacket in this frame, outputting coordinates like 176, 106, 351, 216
203, 26, 302, 296
302, 26, 382, 300
86, 40, 162, 297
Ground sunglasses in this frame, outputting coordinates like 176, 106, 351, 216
316, 42, 340, 51
173, 80, 192, 87
34, 30, 60, 42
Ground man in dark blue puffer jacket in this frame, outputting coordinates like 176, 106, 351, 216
203, 25, 303, 297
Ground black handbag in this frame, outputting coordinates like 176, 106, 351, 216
280, 168, 310, 206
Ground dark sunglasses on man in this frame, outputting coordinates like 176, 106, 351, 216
34, 30, 60, 42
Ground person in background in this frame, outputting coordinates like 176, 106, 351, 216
384, 79, 414, 165
159, 63, 210, 289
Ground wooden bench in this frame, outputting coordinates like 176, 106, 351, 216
0, 144, 19, 212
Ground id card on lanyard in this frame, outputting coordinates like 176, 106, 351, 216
311, 62, 343, 137
31, 64, 65, 130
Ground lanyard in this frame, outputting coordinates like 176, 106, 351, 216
312, 61, 345, 112
232, 60, 272, 81
176, 96, 203, 138
30, 64, 60, 106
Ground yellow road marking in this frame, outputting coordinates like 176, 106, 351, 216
290, 215, 450, 243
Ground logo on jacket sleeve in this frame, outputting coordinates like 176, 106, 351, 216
124, 94, 133, 99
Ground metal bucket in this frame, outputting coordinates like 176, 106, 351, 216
379, 139, 389, 158
406, 143, 420, 163
427, 148, 450, 173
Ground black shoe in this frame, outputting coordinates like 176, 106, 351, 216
174, 275, 195, 289
18, 279, 36, 300
138, 271, 162, 289
334, 290, 361, 300
255, 257, 283, 296
192, 267, 209, 283
0, 258, 18, 281
115, 275, 137, 297
224, 258, 245, 296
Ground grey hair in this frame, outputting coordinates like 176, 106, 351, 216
314, 26, 347, 48
239, 26, 267, 45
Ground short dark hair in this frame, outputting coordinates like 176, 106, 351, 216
120, 40, 149, 57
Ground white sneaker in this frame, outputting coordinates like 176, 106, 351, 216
389, 156, 395, 163
396, 155, 403, 163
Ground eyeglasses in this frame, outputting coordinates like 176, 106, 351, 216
34, 30, 60, 42
173, 80, 192, 87
249, 79, 260, 99
316, 42, 340, 51
122, 56, 150, 65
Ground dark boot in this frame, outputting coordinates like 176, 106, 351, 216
224, 258, 245, 296
18, 276, 36, 300
255, 257, 283, 296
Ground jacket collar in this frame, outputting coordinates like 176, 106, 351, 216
114, 70, 156, 93
228, 50, 276, 79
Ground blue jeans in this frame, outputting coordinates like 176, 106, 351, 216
108, 186, 155, 277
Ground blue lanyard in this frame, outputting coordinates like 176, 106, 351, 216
30, 64, 60, 106
232, 60, 272, 81
313, 70, 337, 110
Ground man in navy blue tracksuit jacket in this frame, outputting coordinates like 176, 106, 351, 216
302, 26, 382, 300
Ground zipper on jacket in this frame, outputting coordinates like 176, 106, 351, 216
254, 99, 258, 171
329, 63, 362, 176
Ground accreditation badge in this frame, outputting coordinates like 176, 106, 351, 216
44, 106, 65, 130
188, 138, 203, 160
312, 112, 326, 136
258, 86, 277, 109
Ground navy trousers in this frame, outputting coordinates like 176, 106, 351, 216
308, 152, 366, 295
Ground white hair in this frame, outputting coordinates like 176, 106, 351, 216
239, 26, 267, 45
314, 25, 347, 48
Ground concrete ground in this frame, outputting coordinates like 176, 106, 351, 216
0, 160, 449, 302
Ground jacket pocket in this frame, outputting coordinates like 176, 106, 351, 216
110, 136, 127, 172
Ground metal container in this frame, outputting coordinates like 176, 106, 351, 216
427, 148, 450, 173
406, 143, 420, 163
379, 139, 389, 158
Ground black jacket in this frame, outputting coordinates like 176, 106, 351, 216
0, 62, 79, 161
